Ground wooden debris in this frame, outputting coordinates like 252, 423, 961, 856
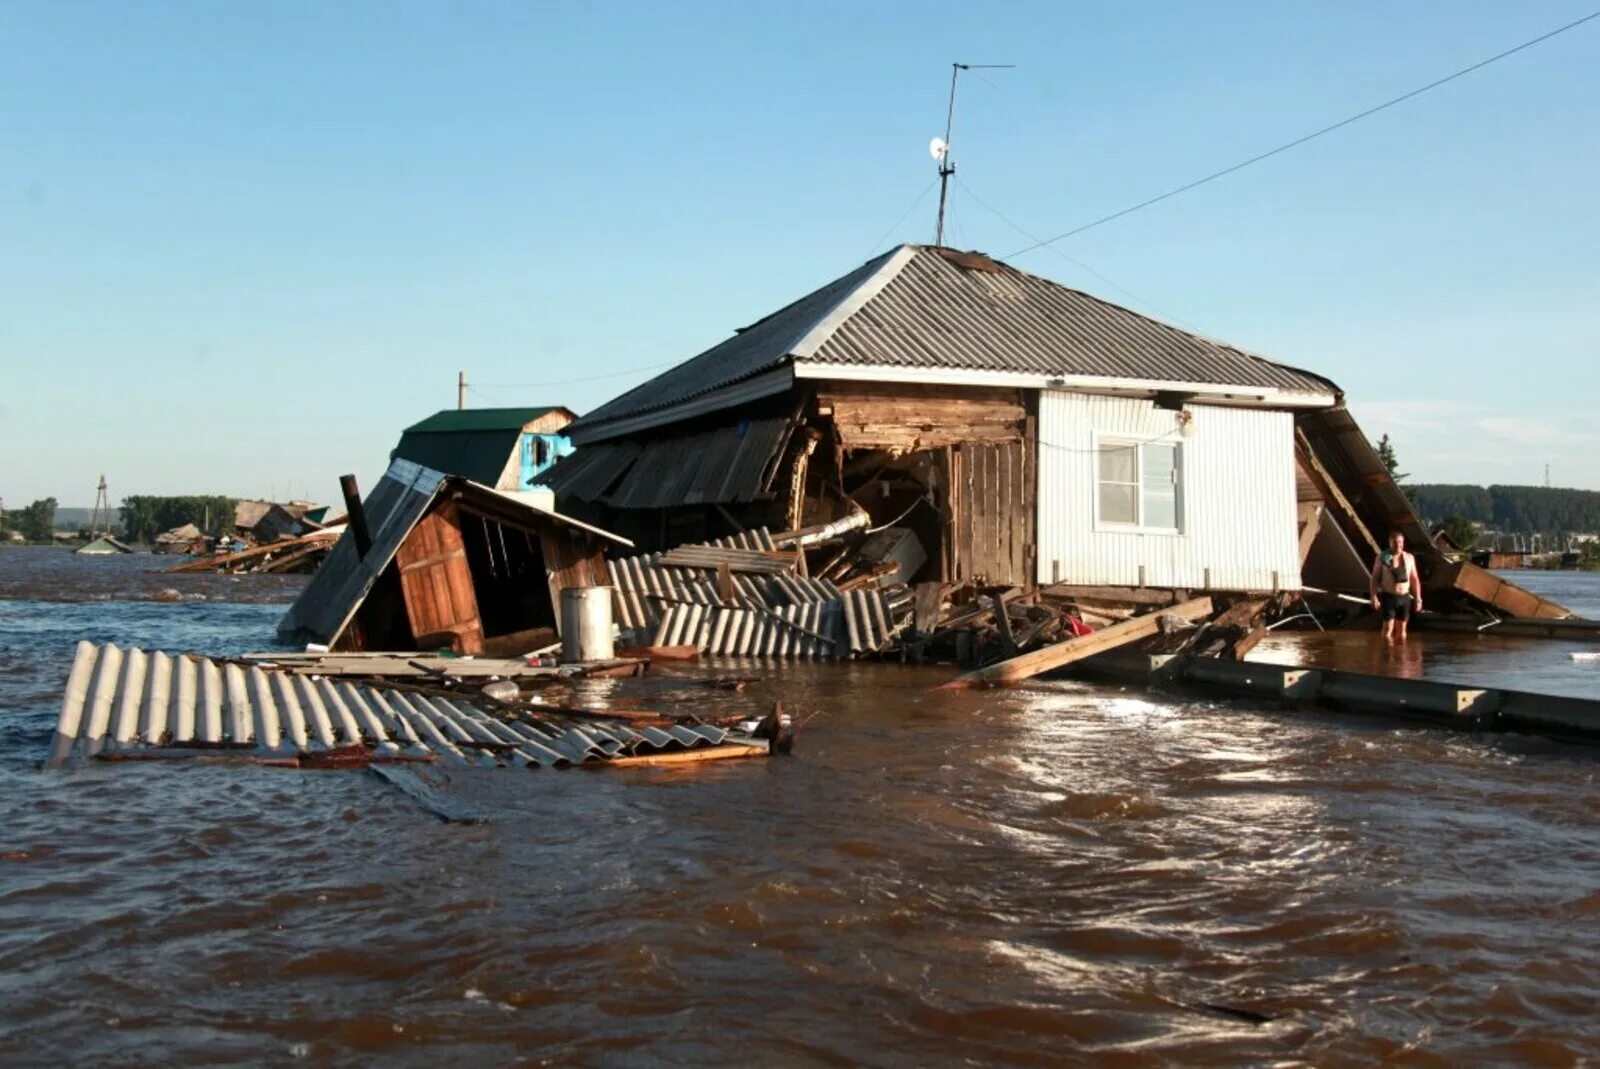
937, 597, 1214, 690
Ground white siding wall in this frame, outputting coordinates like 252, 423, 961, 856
1036, 393, 1301, 591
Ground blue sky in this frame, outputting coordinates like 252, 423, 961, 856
2, 1, 1597, 507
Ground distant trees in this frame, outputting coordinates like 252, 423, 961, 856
1411, 484, 1600, 535
9, 498, 59, 542
1439, 514, 1479, 550
119, 496, 237, 544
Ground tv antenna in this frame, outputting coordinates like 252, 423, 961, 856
932, 62, 1014, 247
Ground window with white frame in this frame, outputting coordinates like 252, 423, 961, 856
1097, 438, 1181, 530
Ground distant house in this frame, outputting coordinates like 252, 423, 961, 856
391, 407, 577, 494
235, 499, 327, 543
76, 535, 133, 555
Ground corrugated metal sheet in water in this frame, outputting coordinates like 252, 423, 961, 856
45, 642, 742, 770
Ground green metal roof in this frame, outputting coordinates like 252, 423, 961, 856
402, 407, 572, 435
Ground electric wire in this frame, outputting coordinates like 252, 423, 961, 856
864, 177, 940, 258
1004, 9, 1600, 258
955, 175, 1203, 331
467, 360, 678, 390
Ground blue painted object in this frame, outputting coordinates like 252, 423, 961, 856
520, 432, 575, 489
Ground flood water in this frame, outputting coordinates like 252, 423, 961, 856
2, 546, 1598, 1065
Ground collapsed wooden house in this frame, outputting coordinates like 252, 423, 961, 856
278, 459, 632, 655
544, 244, 1565, 620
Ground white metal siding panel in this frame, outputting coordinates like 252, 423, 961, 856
1036, 393, 1301, 591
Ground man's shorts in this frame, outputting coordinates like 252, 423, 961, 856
1380, 593, 1413, 621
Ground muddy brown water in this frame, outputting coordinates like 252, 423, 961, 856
2, 546, 1598, 1065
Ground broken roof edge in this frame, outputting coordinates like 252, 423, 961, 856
567, 366, 796, 445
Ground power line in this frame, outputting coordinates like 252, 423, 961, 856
468, 360, 678, 390
864, 177, 940, 258
1005, 9, 1600, 258
955, 175, 1203, 330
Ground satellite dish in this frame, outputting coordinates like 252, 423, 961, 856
929, 137, 948, 162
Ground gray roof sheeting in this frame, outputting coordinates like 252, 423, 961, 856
572, 245, 1337, 438
812, 248, 1334, 394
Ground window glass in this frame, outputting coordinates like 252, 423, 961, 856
1142, 443, 1179, 529
1099, 444, 1137, 484
1098, 438, 1181, 530
1100, 482, 1138, 524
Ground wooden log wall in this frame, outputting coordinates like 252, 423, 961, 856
816, 382, 1035, 588
818, 382, 1027, 451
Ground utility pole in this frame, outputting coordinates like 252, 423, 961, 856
458, 370, 467, 411
932, 62, 1013, 248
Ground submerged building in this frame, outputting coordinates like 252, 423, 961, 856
544, 244, 1561, 617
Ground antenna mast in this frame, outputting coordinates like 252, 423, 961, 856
932, 62, 1014, 248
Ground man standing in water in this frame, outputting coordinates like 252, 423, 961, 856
1370, 530, 1423, 642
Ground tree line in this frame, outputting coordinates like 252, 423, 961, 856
0, 498, 59, 542
118, 496, 238, 544
1409, 484, 1600, 534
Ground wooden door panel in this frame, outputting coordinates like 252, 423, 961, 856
394, 502, 484, 653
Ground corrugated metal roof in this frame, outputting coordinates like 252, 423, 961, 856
571, 245, 1338, 439
574, 251, 900, 432
45, 642, 758, 770
391, 429, 519, 487
403, 407, 573, 434
813, 248, 1334, 394
542, 441, 641, 502
552, 418, 791, 510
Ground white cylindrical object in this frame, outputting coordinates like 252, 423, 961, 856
561, 585, 615, 663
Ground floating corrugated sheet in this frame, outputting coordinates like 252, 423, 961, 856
45, 643, 758, 770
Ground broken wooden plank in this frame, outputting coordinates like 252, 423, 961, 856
1039, 585, 1184, 607
598, 742, 768, 769
936, 597, 1214, 690
1429, 560, 1571, 620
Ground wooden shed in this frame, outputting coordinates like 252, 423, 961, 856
278, 459, 632, 655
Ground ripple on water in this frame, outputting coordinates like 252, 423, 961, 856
1, 585, 1599, 1064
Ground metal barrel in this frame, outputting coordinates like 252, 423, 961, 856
561, 585, 615, 663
